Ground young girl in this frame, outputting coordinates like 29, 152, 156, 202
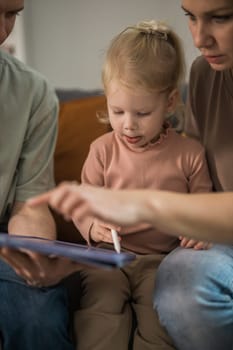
29, 20, 212, 350
72, 19, 213, 350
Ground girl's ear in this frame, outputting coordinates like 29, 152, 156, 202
166, 89, 179, 114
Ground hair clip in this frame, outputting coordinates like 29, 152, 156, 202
123, 22, 169, 41
135, 20, 169, 41
153, 30, 168, 41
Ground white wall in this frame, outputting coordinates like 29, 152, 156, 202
23, 0, 199, 89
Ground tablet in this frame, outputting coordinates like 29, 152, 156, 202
0, 233, 136, 268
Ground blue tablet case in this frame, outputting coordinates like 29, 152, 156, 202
0, 233, 136, 268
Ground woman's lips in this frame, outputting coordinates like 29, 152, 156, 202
204, 55, 225, 64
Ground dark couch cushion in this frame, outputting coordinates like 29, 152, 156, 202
56, 88, 103, 103
53, 94, 109, 242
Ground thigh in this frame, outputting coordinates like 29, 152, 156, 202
0, 259, 70, 324
0, 260, 73, 350
79, 267, 130, 312
129, 254, 165, 305
0, 258, 26, 285
128, 255, 175, 349
154, 245, 233, 350
155, 244, 233, 308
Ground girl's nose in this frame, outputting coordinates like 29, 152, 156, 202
124, 115, 138, 130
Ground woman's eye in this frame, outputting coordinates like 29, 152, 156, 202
212, 15, 233, 23
184, 12, 196, 22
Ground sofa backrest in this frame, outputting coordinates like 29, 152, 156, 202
53, 93, 109, 243
54, 94, 109, 184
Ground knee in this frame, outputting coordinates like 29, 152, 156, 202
154, 246, 233, 323
155, 245, 233, 293
155, 247, 203, 296
80, 271, 129, 311
153, 248, 196, 322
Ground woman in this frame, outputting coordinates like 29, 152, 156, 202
154, 1, 233, 349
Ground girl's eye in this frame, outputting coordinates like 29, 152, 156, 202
113, 111, 123, 115
137, 112, 150, 117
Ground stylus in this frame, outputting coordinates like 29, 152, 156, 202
111, 229, 121, 254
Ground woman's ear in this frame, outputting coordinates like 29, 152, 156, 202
166, 89, 179, 114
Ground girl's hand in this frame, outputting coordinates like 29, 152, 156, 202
90, 219, 121, 244
179, 236, 212, 250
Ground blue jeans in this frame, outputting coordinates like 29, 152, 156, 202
154, 245, 233, 350
0, 259, 75, 350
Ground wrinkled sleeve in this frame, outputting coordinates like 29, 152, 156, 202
184, 93, 200, 140
15, 82, 58, 201
73, 142, 105, 243
187, 144, 213, 193
184, 61, 201, 140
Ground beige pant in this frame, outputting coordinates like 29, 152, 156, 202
74, 253, 176, 350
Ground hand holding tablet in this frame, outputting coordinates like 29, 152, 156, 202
0, 233, 135, 269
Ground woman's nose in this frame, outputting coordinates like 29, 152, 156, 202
191, 21, 214, 49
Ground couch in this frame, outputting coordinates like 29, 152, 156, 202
53, 89, 110, 245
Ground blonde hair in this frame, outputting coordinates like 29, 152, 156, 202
102, 20, 185, 93
99, 20, 186, 127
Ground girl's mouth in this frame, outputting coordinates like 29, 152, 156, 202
124, 135, 142, 144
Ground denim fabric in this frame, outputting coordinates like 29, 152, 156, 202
0, 259, 75, 350
154, 245, 233, 350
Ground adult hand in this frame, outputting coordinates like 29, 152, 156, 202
27, 182, 151, 227
0, 247, 81, 287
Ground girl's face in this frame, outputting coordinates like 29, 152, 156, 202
181, 0, 233, 70
106, 81, 176, 150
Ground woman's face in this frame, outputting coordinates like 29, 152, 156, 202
181, 0, 233, 70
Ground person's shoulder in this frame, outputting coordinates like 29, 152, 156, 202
1, 51, 39, 78
171, 130, 204, 153
0, 50, 53, 91
191, 55, 208, 70
0, 50, 57, 108
91, 131, 114, 149
190, 55, 213, 80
